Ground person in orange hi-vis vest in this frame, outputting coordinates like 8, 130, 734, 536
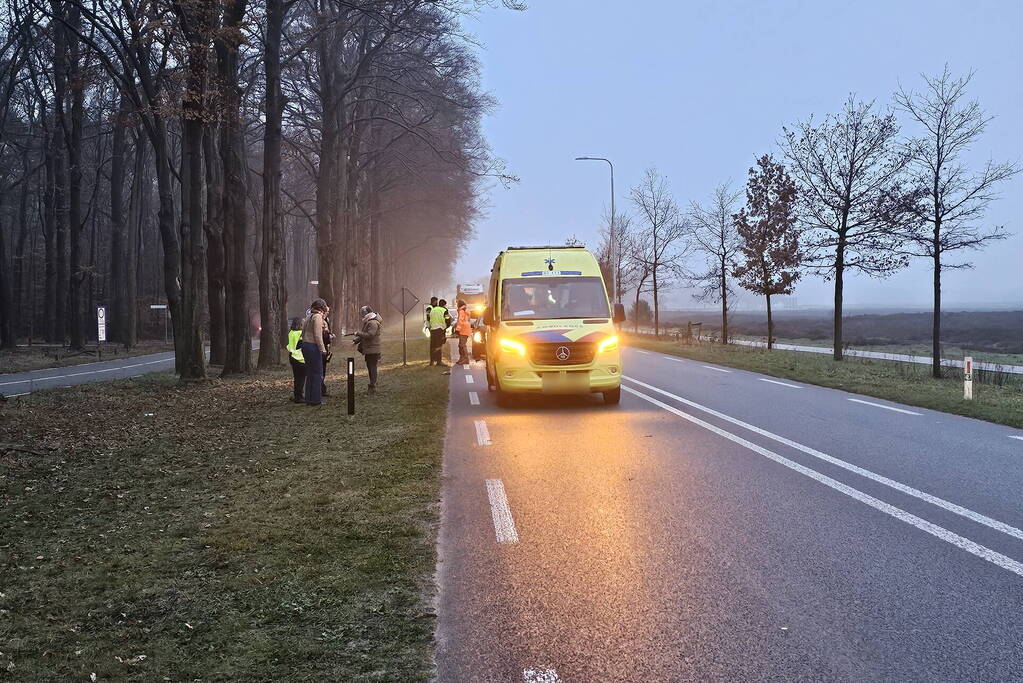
455, 300, 472, 366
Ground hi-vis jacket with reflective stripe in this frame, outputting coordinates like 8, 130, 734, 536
429, 305, 450, 331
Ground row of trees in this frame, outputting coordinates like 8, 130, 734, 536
0, 0, 519, 377
599, 68, 1018, 378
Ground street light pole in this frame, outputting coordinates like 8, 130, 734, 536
575, 156, 617, 304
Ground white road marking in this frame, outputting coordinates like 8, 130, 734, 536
848, 398, 921, 415
1010, 436, 1023, 442
6, 392, 29, 397
621, 376, 1023, 543
474, 419, 491, 446
468, 391, 480, 406
485, 479, 518, 543
622, 384, 1023, 578
703, 365, 731, 373
633, 349, 651, 355
0, 379, 30, 386
1, 358, 172, 387
523, 669, 561, 682
759, 378, 801, 388
464, 374, 474, 384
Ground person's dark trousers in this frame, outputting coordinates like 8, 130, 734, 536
321, 354, 329, 396
430, 328, 445, 365
457, 334, 469, 364
365, 353, 381, 389
300, 342, 324, 404
289, 356, 306, 401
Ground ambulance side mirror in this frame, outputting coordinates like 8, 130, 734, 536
483, 307, 495, 326
612, 303, 626, 324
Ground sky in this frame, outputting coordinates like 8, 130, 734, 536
454, 0, 1023, 311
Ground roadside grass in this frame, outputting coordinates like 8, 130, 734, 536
625, 334, 1023, 430
0, 337, 446, 681
0, 341, 174, 374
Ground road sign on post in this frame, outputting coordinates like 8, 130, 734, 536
964, 356, 973, 400
389, 287, 421, 367
97, 306, 107, 342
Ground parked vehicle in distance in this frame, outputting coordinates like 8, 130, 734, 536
456, 283, 487, 321
483, 246, 626, 405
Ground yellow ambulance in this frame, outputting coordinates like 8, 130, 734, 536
482, 246, 626, 405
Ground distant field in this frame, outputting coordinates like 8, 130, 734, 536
656, 309, 1023, 359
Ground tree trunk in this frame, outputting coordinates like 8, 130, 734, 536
52, 0, 68, 343
258, 0, 286, 368
67, 2, 85, 350
110, 90, 128, 344
652, 268, 659, 338
204, 127, 226, 365
720, 254, 728, 344
765, 293, 773, 350
14, 161, 30, 340
179, 113, 207, 379
43, 131, 56, 341
217, 0, 251, 375
0, 195, 14, 348
314, 17, 338, 311
832, 239, 845, 361
932, 230, 942, 379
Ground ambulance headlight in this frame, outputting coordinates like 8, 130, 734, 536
499, 337, 527, 357
598, 335, 619, 353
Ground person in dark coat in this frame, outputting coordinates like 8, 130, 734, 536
354, 305, 383, 392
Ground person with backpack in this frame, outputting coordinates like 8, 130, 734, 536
354, 305, 383, 393
285, 317, 306, 402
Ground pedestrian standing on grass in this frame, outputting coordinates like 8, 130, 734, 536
429, 297, 450, 367
300, 299, 329, 406
455, 300, 471, 365
285, 317, 306, 403
354, 305, 383, 393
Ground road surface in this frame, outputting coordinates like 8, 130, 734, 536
436, 345, 1023, 681
0, 351, 176, 397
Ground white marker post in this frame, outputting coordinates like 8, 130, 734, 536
964, 356, 973, 400
96, 306, 107, 359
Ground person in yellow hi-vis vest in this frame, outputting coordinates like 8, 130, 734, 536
286, 317, 306, 403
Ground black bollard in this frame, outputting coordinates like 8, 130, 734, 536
346, 357, 355, 415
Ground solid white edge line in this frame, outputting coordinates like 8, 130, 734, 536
474, 419, 491, 446
464, 374, 475, 384
485, 479, 518, 543
621, 375, 1023, 543
703, 365, 731, 373
523, 668, 561, 682
468, 391, 480, 406
622, 384, 1023, 578
1010, 436, 1023, 442
847, 398, 921, 415
759, 378, 801, 388
6, 392, 29, 397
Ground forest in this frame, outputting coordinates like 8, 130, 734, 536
0, 0, 518, 377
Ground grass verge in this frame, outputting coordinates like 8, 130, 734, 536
626, 334, 1023, 430
1, 337, 446, 681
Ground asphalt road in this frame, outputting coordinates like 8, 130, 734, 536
436, 344, 1023, 682
0, 351, 176, 396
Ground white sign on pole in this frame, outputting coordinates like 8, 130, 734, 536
964, 356, 973, 400
97, 306, 107, 342
150, 304, 168, 310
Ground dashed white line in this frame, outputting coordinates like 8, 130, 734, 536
485, 479, 518, 543
523, 669, 561, 682
622, 384, 1023, 578
464, 374, 475, 384
621, 375, 1023, 542
633, 349, 651, 355
848, 398, 921, 416
703, 365, 731, 373
474, 419, 491, 446
759, 378, 801, 388
1010, 436, 1023, 442
468, 391, 480, 406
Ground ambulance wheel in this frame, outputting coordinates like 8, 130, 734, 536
603, 387, 621, 405
486, 363, 496, 392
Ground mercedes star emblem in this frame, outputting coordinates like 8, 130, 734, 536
555, 346, 571, 361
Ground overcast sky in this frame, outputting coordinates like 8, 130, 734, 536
454, 0, 1023, 310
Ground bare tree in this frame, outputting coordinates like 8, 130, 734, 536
688, 182, 742, 344
630, 167, 692, 337
595, 209, 635, 305
781, 96, 918, 360
733, 155, 801, 349
895, 67, 1020, 378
